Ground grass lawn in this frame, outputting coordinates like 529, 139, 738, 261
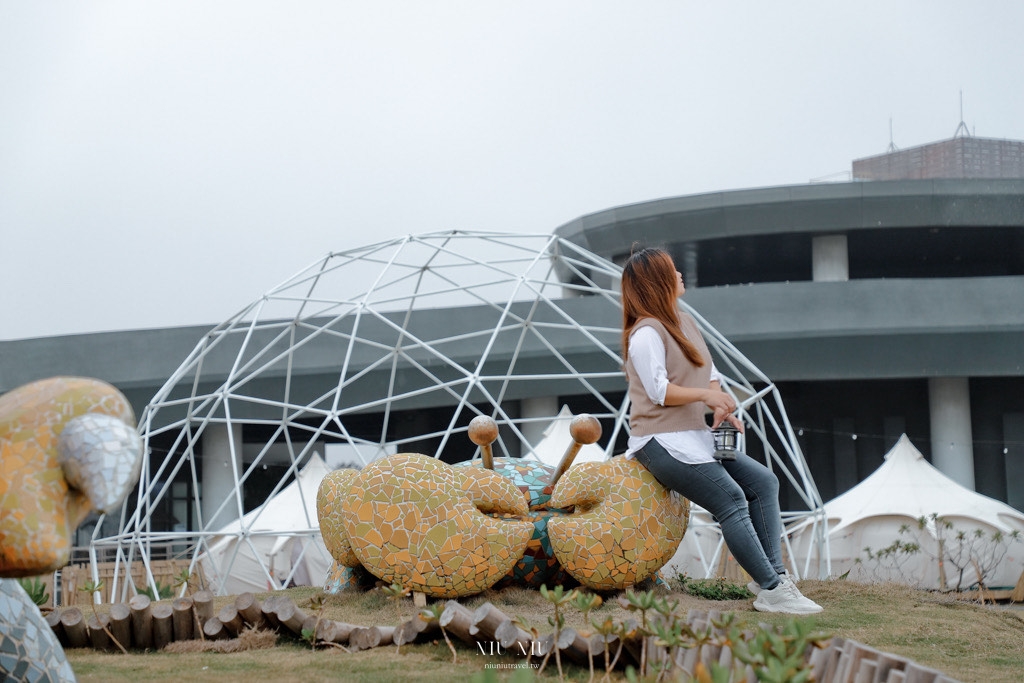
63, 580, 1024, 682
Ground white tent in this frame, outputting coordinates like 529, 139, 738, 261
529, 405, 610, 467
198, 453, 333, 594
788, 435, 1024, 590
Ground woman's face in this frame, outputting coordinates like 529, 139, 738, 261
675, 270, 685, 297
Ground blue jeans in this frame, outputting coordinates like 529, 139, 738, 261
634, 438, 784, 589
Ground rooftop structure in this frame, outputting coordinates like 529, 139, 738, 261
853, 136, 1024, 181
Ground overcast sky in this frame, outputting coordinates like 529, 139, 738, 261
2, 1, 1022, 341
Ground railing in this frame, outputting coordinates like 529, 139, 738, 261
32, 543, 203, 607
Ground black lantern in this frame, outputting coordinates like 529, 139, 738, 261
712, 423, 739, 461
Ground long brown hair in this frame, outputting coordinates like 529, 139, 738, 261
621, 247, 706, 367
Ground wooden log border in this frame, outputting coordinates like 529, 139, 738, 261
45, 594, 963, 681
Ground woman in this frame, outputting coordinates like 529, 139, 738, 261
621, 247, 821, 615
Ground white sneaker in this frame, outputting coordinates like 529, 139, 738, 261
752, 576, 822, 615
747, 572, 788, 597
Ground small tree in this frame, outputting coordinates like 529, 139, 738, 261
78, 580, 128, 654
619, 588, 658, 677
858, 536, 923, 586
420, 602, 457, 664
571, 591, 603, 683
539, 584, 578, 680
301, 594, 327, 650
381, 582, 411, 653
917, 514, 1022, 592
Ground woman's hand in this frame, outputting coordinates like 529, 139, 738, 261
706, 390, 745, 432
702, 388, 736, 414
711, 406, 745, 432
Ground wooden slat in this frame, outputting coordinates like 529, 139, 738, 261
56, 559, 198, 604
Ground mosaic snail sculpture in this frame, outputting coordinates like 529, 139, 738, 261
1, 377, 144, 682
317, 414, 689, 597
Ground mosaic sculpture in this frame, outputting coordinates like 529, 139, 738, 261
318, 414, 689, 597
1, 377, 144, 682
456, 457, 574, 590
547, 455, 688, 590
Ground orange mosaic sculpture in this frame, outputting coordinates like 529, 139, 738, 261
1, 376, 142, 575
458, 458, 573, 589
323, 452, 533, 597
317, 468, 361, 570
548, 456, 689, 590
1, 376, 144, 681
317, 414, 691, 597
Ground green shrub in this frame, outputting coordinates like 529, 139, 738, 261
17, 576, 50, 607
675, 574, 753, 600
141, 580, 174, 601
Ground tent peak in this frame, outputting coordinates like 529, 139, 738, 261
541, 405, 575, 439
883, 434, 924, 462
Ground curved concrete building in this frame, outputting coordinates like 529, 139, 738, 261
555, 177, 1024, 510
3, 170, 1023, 551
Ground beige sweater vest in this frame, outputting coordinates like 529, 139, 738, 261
625, 316, 712, 436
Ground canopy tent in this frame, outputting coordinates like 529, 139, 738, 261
529, 405, 610, 467
788, 435, 1024, 590
198, 453, 333, 594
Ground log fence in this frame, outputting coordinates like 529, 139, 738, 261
45, 594, 963, 682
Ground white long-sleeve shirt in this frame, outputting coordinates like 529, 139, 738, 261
624, 324, 719, 465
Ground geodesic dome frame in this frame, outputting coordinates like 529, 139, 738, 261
91, 231, 828, 598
